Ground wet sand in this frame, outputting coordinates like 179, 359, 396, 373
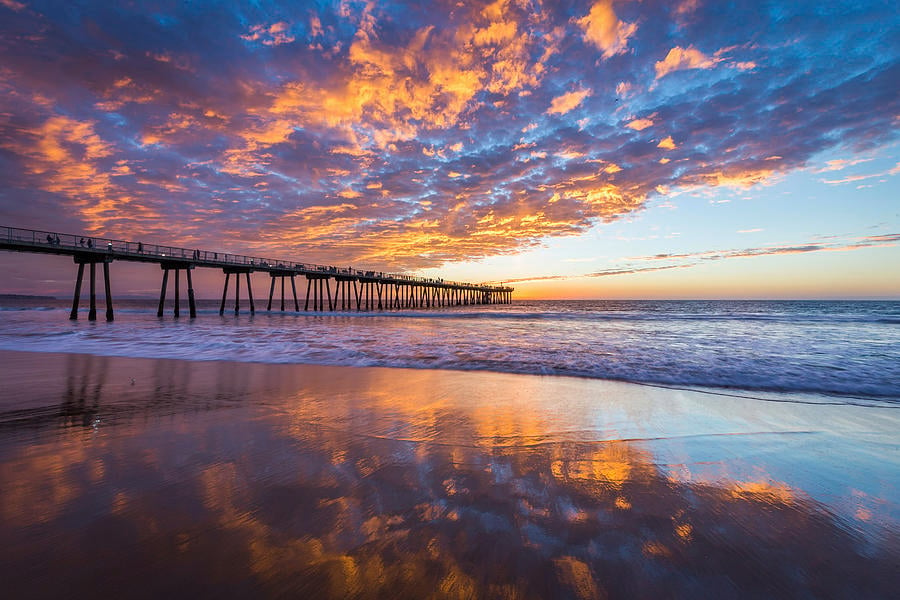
0, 350, 897, 599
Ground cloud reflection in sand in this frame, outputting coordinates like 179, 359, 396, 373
0, 353, 897, 598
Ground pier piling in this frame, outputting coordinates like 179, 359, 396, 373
174, 268, 180, 318
220, 272, 230, 315
186, 268, 196, 318
103, 262, 114, 321
69, 255, 114, 321
88, 262, 97, 321
157, 263, 196, 318
70, 263, 84, 320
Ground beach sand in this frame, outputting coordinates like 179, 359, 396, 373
0, 350, 897, 598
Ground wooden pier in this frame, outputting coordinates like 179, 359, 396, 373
0, 226, 513, 320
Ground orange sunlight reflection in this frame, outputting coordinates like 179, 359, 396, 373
1, 352, 896, 598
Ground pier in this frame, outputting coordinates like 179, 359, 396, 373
0, 225, 513, 320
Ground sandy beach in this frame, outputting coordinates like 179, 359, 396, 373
0, 349, 897, 599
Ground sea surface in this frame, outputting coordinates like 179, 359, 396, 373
1, 298, 898, 401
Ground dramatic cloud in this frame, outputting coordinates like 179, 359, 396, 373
0, 0, 897, 271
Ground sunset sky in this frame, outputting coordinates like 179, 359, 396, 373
0, 0, 897, 299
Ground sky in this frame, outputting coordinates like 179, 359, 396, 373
0, 0, 898, 299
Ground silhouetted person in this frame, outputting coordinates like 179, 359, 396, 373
79, 237, 85, 247
86, 238, 93, 248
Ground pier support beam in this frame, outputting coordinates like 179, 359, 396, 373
104, 262, 114, 321
88, 262, 97, 321
220, 267, 254, 315
333, 276, 356, 312
220, 272, 230, 315
158, 267, 169, 317
158, 263, 197, 318
245, 272, 255, 314
325, 278, 333, 311
70, 254, 114, 321
70, 263, 84, 320
186, 268, 196, 318
304, 274, 332, 312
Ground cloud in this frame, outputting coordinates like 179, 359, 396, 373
547, 88, 592, 115
655, 46, 718, 79
575, 1, 637, 59
242, 22, 296, 46
822, 162, 899, 185
629, 234, 900, 262
506, 233, 900, 284
626, 118, 654, 131
1, 0, 26, 11
657, 136, 677, 150
675, 0, 701, 18
814, 158, 873, 173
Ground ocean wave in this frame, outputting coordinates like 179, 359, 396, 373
1, 300, 898, 403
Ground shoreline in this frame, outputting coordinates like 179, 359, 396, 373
3, 345, 897, 408
2, 348, 897, 488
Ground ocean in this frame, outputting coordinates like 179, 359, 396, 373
1, 297, 898, 401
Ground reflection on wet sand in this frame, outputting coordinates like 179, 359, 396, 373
0, 351, 897, 599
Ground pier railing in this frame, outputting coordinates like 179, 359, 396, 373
2, 225, 509, 291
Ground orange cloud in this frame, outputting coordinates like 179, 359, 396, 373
547, 88, 592, 115
657, 136, 677, 150
627, 118, 654, 131
655, 45, 718, 79
576, 1, 638, 59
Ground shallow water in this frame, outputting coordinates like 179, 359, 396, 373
0, 352, 897, 599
